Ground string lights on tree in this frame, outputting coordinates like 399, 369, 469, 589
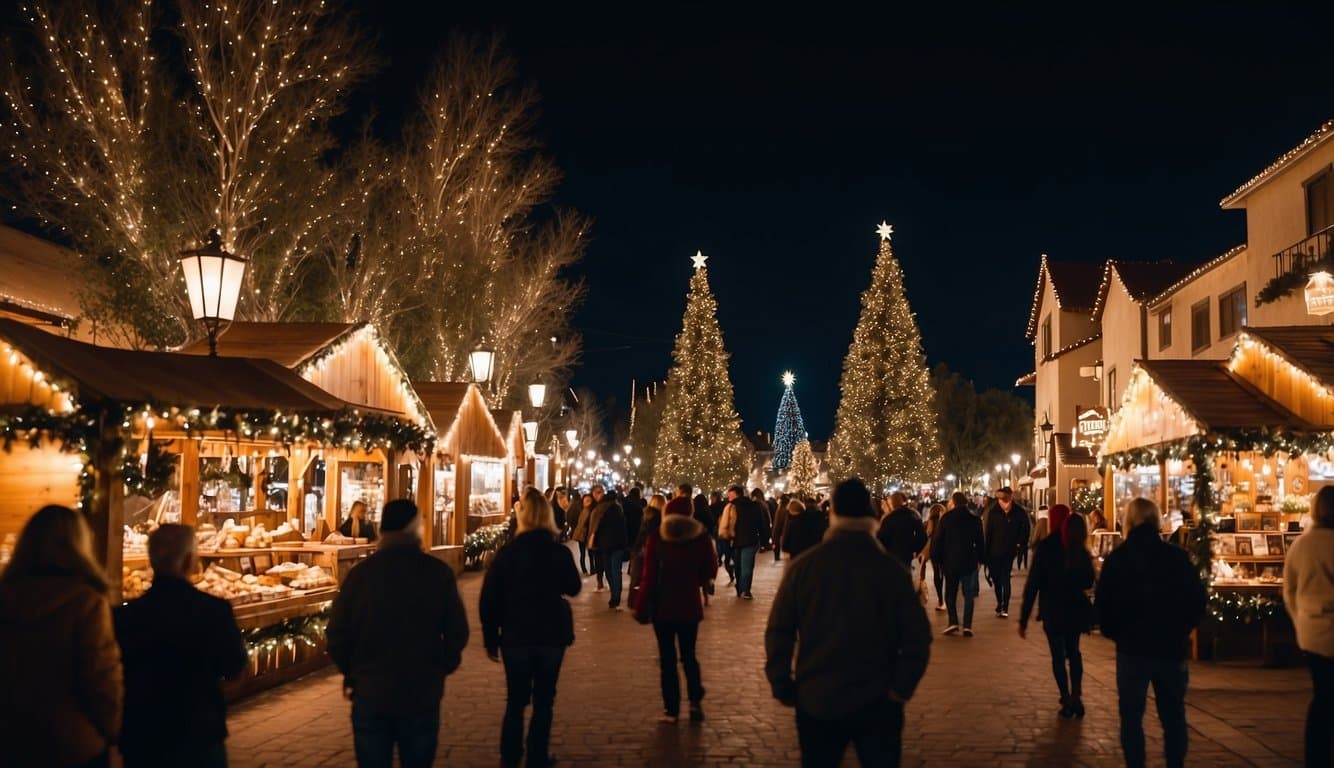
771, 371, 807, 472
652, 252, 749, 491
829, 222, 942, 489
787, 439, 819, 497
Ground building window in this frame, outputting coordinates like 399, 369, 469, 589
1191, 299, 1210, 354
1218, 284, 1247, 339
1157, 307, 1172, 351
1308, 167, 1334, 236
1041, 315, 1052, 359
1107, 367, 1117, 412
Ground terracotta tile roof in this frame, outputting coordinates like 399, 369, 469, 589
0, 318, 349, 413
1221, 119, 1334, 208
178, 321, 363, 368
1026, 255, 1105, 338
1138, 359, 1310, 431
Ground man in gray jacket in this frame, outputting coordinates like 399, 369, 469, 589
765, 478, 932, 768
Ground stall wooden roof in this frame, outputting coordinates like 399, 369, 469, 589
1053, 433, 1097, 468
1243, 326, 1334, 390
0, 226, 82, 328
179, 321, 361, 368
1137, 359, 1311, 431
414, 382, 507, 458
492, 409, 526, 460
0, 318, 349, 413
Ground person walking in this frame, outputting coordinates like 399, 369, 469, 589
629, 494, 667, 603
0, 505, 122, 768
984, 487, 1028, 618
480, 489, 581, 768
634, 494, 718, 724
572, 493, 597, 582
1284, 485, 1334, 768
876, 491, 927, 568
691, 491, 714, 533
116, 524, 247, 767
707, 490, 733, 585
780, 499, 827, 560
1096, 497, 1207, 768
622, 486, 647, 556
1018, 506, 1095, 718
936, 491, 985, 636
721, 485, 770, 600
771, 493, 790, 564
328, 500, 470, 768
922, 503, 946, 612
589, 484, 630, 610
765, 478, 932, 768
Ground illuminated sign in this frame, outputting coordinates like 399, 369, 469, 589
1073, 406, 1109, 449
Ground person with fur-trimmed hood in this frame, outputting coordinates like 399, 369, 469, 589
633, 495, 718, 725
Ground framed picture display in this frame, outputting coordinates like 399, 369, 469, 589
1238, 514, 1261, 531
1265, 535, 1285, 556
239, 556, 255, 576
1260, 514, 1280, 532
1236, 537, 1254, 556
1233, 562, 1256, 580
253, 553, 272, 573
1285, 533, 1301, 551
1217, 534, 1237, 556
1251, 534, 1268, 556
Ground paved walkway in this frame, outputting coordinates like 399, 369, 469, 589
225, 546, 1309, 767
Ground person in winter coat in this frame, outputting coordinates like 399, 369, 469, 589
328, 500, 470, 768
922, 503, 946, 611
571, 493, 596, 581
765, 478, 932, 767
116, 524, 247, 767
0, 505, 122, 768
1018, 505, 1095, 718
589, 484, 630, 609
706, 490, 731, 582
1096, 497, 1206, 768
720, 486, 771, 599
770, 494, 790, 563
338, 500, 379, 542
629, 494, 667, 603
622, 486, 647, 554
480, 488, 582, 768
877, 491, 927, 567
984, 487, 1029, 618
780, 499, 827, 560
691, 492, 714, 533
935, 491, 986, 636
634, 495, 718, 723
1284, 485, 1334, 768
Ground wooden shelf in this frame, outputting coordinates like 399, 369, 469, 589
232, 588, 337, 631
1218, 555, 1286, 562
1211, 582, 1283, 590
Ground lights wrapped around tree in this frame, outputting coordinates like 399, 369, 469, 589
771, 372, 807, 472
787, 439, 819, 497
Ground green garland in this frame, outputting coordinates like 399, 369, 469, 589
243, 605, 331, 657
1255, 244, 1332, 306
1071, 484, 1103, 516
1209, 591, 1284, 625
464, 523, 511, 566
121, 439, 181, 498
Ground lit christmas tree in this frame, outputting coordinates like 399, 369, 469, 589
653, 252, 750, 491
771, 371, 807, 471
788, 439, 819, 497
829, 222, 942, 489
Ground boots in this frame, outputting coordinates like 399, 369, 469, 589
1070, 680, 1085, 718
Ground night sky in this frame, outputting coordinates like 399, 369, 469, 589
76, 3, 1334, 438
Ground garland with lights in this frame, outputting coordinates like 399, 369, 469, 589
1071, 484, 1103, 516
1256, 251, 1333, 306
121, 439, 181, 499
1208, 591, 1284, 625
463, 523, 511, 568
243, 605, 331, 658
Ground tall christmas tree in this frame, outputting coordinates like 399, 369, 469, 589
829, 222, 942, 490
771, 371, 807, 471
788, 439, 819, 497
653, 252, 750, 490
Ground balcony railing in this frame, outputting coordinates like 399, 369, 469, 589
1273, 224, 1334, 278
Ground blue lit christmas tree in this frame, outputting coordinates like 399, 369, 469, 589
771, 371, 808, 471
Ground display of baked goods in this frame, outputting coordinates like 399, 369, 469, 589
192, 563, 295, 603
270, 521, 304, 543
263, 561, 336, 590
197, 519, 276, 553
122, 566, 152, 600
123, 526, 150, 558
323, 532, 355, 545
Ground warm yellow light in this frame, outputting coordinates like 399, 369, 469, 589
782, 371, 796, 387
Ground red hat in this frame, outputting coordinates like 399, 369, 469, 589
665, 497, 692, 516
1047, 504, 1071, 538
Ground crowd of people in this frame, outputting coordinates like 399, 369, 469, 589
1, 480, 1332, 768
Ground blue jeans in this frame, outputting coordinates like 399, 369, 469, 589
1115, 653, 1188, 768
653, 620, 704, 716
1045, 630, 1083, 701
501, 646, 566, 768
602, 548, 626, 607
715, 538, 734, 580
735, 544, 758, 595
351, 697, 439, 768
945, 568, 979, 628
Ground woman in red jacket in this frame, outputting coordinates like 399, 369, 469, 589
634, 496, 718, 724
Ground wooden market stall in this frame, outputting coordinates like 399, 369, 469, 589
413, 382, 510, 548
0, 318, 432, 694
493, 409, 528, 496
1099, 327, 1334, 661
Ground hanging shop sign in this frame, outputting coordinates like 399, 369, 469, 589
1073, 406, 1110, 450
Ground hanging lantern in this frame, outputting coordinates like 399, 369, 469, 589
564, 429, 579, 450
178, 229, 247, 356
468, 348, 495, 384
528, 383, 547, 409
1305, 271, 1334, 316
522, 420, 539, 444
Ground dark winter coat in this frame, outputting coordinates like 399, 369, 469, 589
731, 497, 771, 549
692, 494, 715, 532
935, 506, 986, 577
328, 534, 470, 714
338, 515, 378, 542
781, 508, 828, 559
707, 500, 727, 537
1096, 525, 1207, 660
590, 499, 629, 552
479, 529, 581, 653
116, 576, 248, 760
1018, 535, 1095, 634
634, 514, 718, 623
765, 517, 932, 720
622, 494, 647, 549
876, 506, 927, 566
985, 504, 1029, 561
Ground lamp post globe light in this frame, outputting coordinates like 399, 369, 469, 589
179, 229, 247, 357
565, 429, 579, 450
528, 382, 547, 409
469, 347, 495, 385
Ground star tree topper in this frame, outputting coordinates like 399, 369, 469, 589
691, 250, 709, 270
782, 371, 796, 387
876, 221, 894, 241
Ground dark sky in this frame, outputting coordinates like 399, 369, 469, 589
361, 4, 1333, 438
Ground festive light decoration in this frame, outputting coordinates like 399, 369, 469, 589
1221, 119, 1334, 207
1305, 271, 1334, 316
787, 440, 819, 497
1144, 245, 1246, 309
771, 372, 807, 471
1230, 331, 1334, 401
829, 224, 942, 488
653, 255, 749, 490
243, 605, 332, 658
1208, 591, 1284, 625
463, 523, 510, 567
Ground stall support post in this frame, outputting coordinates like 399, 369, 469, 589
453, 458, 469, 545
417, 455, 434, 550
287, 448, 306, 529
323, 456, 340, 538
180, 439, 200, 526
89, 422, 125, 601
1103, 466, 1115, 528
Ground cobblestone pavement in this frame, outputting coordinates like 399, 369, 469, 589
225, 548, 1309, 767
